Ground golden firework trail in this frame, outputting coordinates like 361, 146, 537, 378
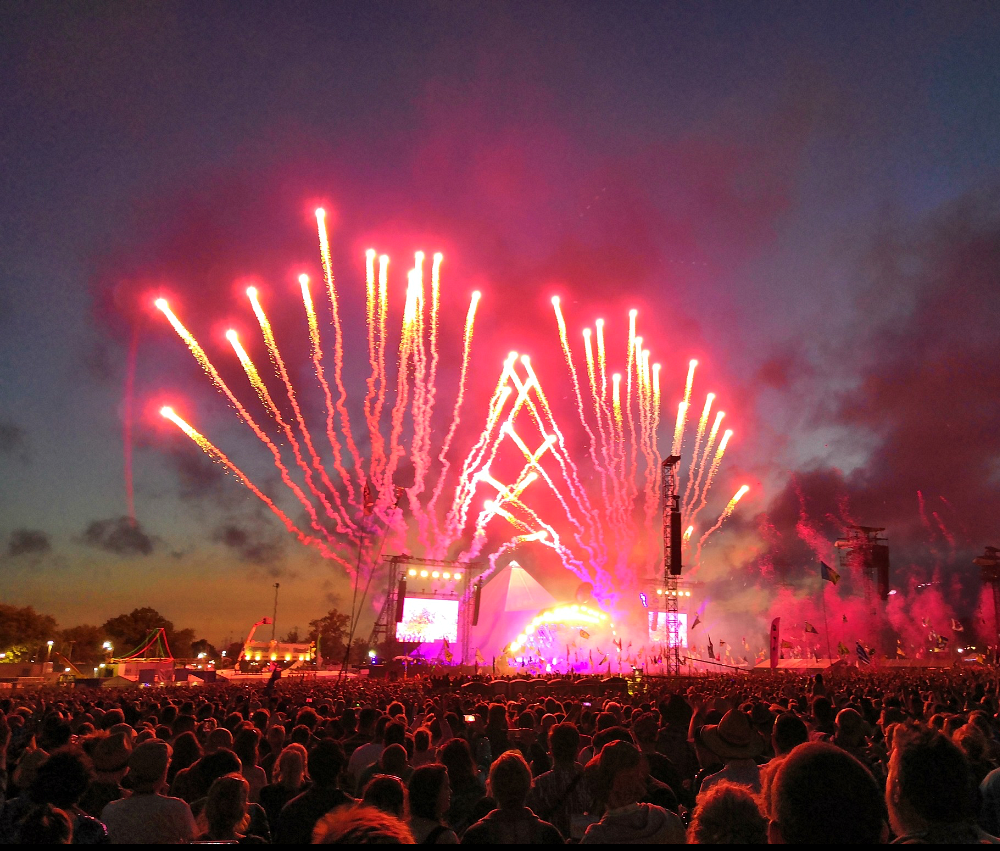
156, 210, 746, 609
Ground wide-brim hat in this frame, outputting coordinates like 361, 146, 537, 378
701, 710, 764, 760
93, 731, 132, 773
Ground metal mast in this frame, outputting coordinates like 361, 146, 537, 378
662, 455, 682, 675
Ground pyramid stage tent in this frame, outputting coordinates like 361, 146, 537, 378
469, 562, 557, 658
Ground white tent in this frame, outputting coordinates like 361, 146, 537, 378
469, 562, 557, 658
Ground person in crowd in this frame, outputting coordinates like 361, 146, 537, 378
484, 704, 511, 762
697, 709, 764, 795
258, 742, 309, 832
832, 707, 873, 765
809, 696, 837, 739
344, 707, 379, 760
887, 724, 998, 843
100, 740, 197, 844
657, 695, 698, 783
580, 740, 685, 844
462, 751, 563, 844
632, 711, 686, 806
769, 741, 888, 844
526, 722, 589, 840
410, 727, 434, 767
197, 772, 266, 844
15, 803, 74, 844
259, 724, 285, 780
771, 711, 809, 758
362, 773, 407, 818
358, 739, 411, 792
312, 804, 415, 843
438, 736, 488, 836
275, 739, 354, 844
687, 780, 767, 844
165, 730, 201, 787
407, 763, 459, 844
78, 732, 130, 819
0, 745, 107, 843
233, 727, 268, 802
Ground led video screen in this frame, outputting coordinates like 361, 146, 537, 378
648, 612, 688, 647
398, 597, 459, 644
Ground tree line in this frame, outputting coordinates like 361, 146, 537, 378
0, 603, 371, 667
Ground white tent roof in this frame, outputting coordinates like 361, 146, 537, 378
486, 562, 556, 613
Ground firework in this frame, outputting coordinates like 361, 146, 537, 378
157, 210, 745, 615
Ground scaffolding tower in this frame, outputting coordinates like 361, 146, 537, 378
369, 554, 482, 664
662, 455, 682, 676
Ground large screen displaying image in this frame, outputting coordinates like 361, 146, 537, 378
648, 612, 688, 647
398, 597, 459, 644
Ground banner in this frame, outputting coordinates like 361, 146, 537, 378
770, 617, 781, 670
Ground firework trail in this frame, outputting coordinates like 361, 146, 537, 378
245, 287, 353, 532
316, 209, 364, 505
695, 484, 749, 562
687, 428, 733, 531
155, 209, 744, 621
426, 290, 481, 543
160, 407, 348, 569
123, 324, 138, 526
226, 327, 350, 535
682, 393, 714, 512
672, 360, 697, 455
298, 273, 355, 524
686, 410, 724, 519
932, 511, 956, 549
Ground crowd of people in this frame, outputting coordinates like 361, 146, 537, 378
1, 667, 1000, 843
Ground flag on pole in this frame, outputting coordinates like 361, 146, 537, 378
770, 618, 780, 670
951, 619, 964, 632
613, 637, 623, 652
690, 614, 702, 630
579, 629, 590, 639
896, 640, 907, 659
475, 649, 485, 665
362, 482, 375, 515
707, 636, 715, 660
781, 639, 794, 649
821, 562, 840, 585
804, 622, 819, 634
855, 640, 871, 665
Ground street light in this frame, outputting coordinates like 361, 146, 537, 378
46, 640, 53, 663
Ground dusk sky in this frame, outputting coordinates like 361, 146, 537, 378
2, 2, 999, 648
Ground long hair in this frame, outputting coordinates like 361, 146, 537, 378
201, 773, 250, 838
408, 764, 448, 821
273, 743, 308, 789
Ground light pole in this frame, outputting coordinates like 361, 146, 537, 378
271, 583, 280, 641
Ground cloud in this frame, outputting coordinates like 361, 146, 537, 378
0, 421, 28, 461
213, 523, 285, 569
81, 516, 157, 556
7, 528, 51, 557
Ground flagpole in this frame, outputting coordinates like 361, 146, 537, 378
821, 571, 833, 663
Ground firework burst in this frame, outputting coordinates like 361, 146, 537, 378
156, 210, 745, 610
